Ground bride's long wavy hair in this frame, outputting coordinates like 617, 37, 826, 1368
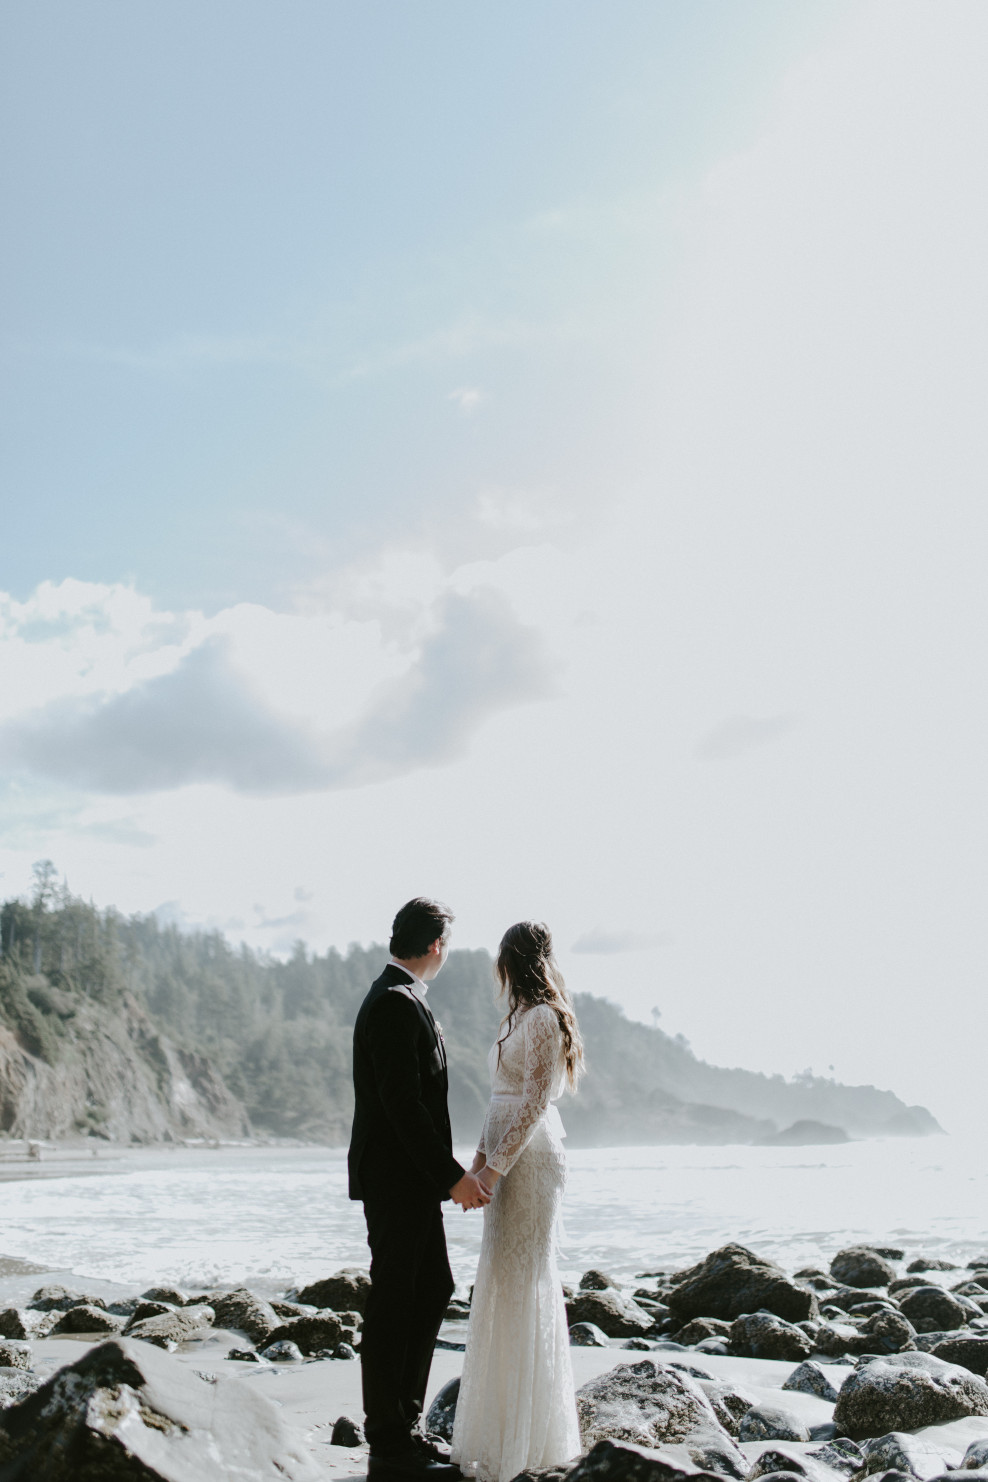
495, 921, 584, 1090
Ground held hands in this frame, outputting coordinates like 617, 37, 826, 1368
449, 1171, 491, 1210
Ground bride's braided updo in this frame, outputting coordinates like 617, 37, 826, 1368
495, 921, 584, 1089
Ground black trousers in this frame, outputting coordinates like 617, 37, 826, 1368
361, 1188, 455, 1453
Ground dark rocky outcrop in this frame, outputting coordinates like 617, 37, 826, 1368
831, 1249, 897, 1290
666, 1246, 817, 1326
567, 1291, 654, 1339
672, 1319, 732, 1347
0, 1336, 319, 1478
0, 1344, 29, 1373
907, 1259, 959, 1274
832, 1352, 988, 1440
295, 1270, 370, 1316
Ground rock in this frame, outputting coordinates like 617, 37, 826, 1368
0, 1311, 49, 1342
672, 1319, 733, 1347
962, 1442, 988, 1469
295, 1269, 370, 1316
954, 1283, 988, 1297
931, 1337, 988, 1376
26, 1285, 86, 1312
0, 1346, 30, 1373
728, 1313, 813, 1362
581, 1270, 618, 1291
445, 1300, 471, 1320
566, 1436, 731, 1482
833, 1352, 988, 1440
0, 1335, 319, 1478
228, 1348, 264, 1362
782, 1361, 842, 1402
333, 1343, 357, 1360
575, 1358, 743, 1473
261, 1341, 303, 1362
697, 1380, 755, 1436
330, 1414, 364, 1447
567, 1291, 654, 1339
908, 1259, 959, 1274
570, 1323, 611, 1347
890, 1278, 933, 1295
264, 1314, 346, 1357
131, 1300, 176, 1321
831, 1249, 898, 1290
860, 1311, 918, 1354
738, 1405, 810, 1442
210, 1290, 280, 1345
746, 1448, 831, 1482
425, 1376, 460, 1442
857, 1430, 965, 1479
811, 1439, 864, 1477
625, 1338, 656, 1351
666, 1245, 818, 1326
50, 1304, 125, 1335
899, 1288, 969, 1333
0, 1371, 40, 1410
271, 1301, 316, 1319
969, 1260, 988, 1272
141, 1285, 187, 1305
123, 1307, 214, 1350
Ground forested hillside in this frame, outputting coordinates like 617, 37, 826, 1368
0, 870, 942, 1145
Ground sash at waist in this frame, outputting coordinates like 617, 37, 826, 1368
482, 1096, 566, 1143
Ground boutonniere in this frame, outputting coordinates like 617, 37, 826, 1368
434, 1019, 446, 1047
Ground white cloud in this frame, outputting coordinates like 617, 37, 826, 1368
448, 386, 485, 415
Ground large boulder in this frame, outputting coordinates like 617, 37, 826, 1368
295, 1269, 370, 1316
672, 1319, 732, 1347
832, 1352, 988, 1440
908, 1258, 959, 1274
0, 1336, 319, 1479
581, 1271, 618, 1291
831, 1249, 897, 1290
575, 1359, 744, 1475
898, 1287, 968, 1333
666, 1246, 818, 1326
697, 1380, 756, 1436
567, 1291, 654, 1339
930, 1336, 988, 1377
728, 1313, 813, 1362
26, 1285, 91, 1313
209, 1290, 280, 1345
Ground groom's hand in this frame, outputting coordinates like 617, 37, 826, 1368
449, 1172, 491, 1210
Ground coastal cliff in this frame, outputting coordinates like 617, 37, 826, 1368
0, 885, 942, 1148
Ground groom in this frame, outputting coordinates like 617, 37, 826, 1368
349, 897, 490, 1481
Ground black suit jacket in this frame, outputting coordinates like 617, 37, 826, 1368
348, 963, 465, 1202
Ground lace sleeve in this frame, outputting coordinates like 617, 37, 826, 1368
486, 1006, 559, 1176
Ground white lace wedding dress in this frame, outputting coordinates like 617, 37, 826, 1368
450, 1003, 581, 1482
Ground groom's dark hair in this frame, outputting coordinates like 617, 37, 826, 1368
390, 897, 454, 959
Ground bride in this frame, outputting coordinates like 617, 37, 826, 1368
450, 921, 584, 1482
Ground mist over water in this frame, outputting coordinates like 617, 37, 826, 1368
0, 1136, 984, 1300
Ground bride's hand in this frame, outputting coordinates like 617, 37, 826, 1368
478, 1165, 501, 1192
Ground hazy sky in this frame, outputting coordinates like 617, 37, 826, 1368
2, 1, 986, 1131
